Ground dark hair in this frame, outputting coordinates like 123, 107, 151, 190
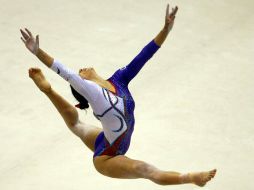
70, 85, 89, 110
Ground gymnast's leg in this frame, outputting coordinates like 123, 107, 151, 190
28, 67, 102, 152
93, 155, 216, 187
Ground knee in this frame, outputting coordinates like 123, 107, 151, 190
132, 163, 168, 185
132, 161, 154, 178
133, 161, 147, 172
61, 108, 78, 126
67, 120, 84, 137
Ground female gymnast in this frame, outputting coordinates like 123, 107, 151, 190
20, 4, 216, 187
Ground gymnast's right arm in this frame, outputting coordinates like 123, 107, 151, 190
20, 28, 100, 105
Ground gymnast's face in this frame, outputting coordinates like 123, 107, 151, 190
79, 67, 97, 80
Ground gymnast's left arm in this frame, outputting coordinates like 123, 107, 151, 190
154, 4, 178, 46
113, 5, 178, 85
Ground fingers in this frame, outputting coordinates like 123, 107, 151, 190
20, 28, 39, 53
36, 35, 39, 46
165, 4, 178, 22
20, 29, 29, 40
170, 6, 178, 18
25, 28, 33, 37
166, 4, 169, 17
20, 28, 36, 41
20, 37, 26, 44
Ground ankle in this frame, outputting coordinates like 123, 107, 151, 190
43, 86, 53, 95
180, 173, 192, 184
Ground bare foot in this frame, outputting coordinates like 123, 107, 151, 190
190, 169, 217, 187
29, 68, 51, 93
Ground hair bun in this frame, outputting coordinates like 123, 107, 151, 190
79, 102, 89, 110
70, 85, 90, 110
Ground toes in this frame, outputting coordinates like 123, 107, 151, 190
205, 176, 211, 181
30, 67, 41, 71
204, 169, 216, 182
28, 68, 34, 77
211, 169, 217, 177
32, 67, 41, 72
28, 68, 39, 78
28, 67, 41, 74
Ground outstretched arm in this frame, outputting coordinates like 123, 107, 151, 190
154, 4, 178, 46
20, 28, 101, 105
112, 4, 178, 85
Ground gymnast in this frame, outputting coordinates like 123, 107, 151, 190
20, 4, 216, 187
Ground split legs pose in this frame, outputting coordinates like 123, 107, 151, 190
29, 67, 216, 187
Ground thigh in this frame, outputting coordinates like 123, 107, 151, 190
74, 121, 102, 152
93, 155, 151, 179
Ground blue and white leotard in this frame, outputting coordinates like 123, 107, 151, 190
51, 40, 160, 157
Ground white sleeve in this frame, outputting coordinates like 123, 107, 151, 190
50, 60, 100, 105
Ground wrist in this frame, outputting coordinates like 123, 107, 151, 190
34, 48, 40, 56
43, 85, 53, 95
162, 26, 170, 33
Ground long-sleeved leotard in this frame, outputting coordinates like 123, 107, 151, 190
50, 40, 160, 157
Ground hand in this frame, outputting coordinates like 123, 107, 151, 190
20, 28, 39, 55
164, 4, 178, 31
